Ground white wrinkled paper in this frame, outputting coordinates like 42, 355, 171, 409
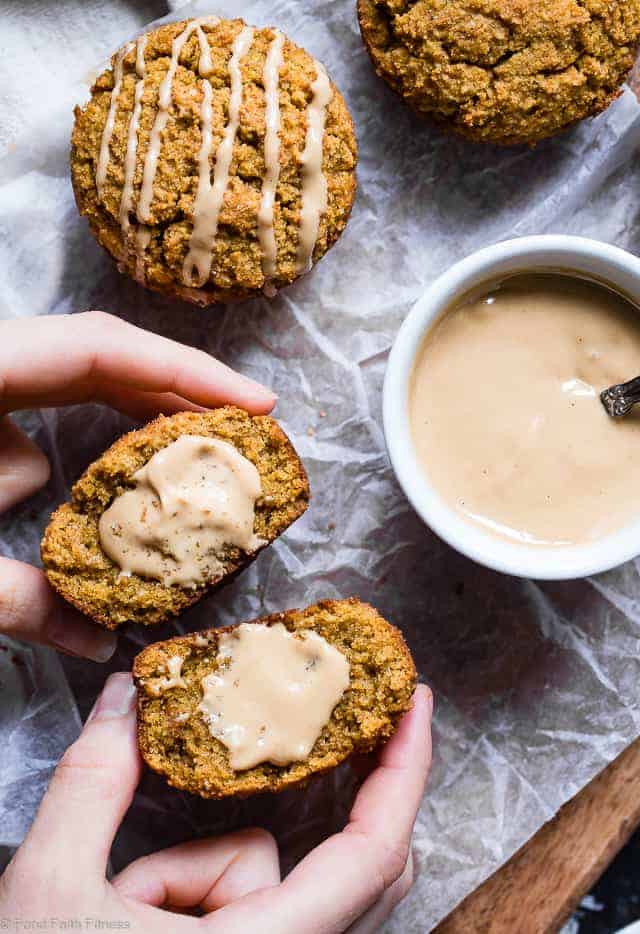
2, 0, 640, 929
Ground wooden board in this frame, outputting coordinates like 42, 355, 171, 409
434, 737, 640, 934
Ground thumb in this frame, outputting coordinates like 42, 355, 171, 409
20, 673, 141, 878
0, 416, 50, 512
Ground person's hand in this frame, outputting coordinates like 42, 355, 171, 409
0, 675, 432, 934
0, 311, 276, 662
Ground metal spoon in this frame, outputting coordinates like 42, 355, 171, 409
600, 377, 640, 418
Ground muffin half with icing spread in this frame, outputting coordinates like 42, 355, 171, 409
134, 599, 417, 798
71, 17, 357, 304
41, 408, 309, 629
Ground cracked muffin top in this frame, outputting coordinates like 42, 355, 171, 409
71, 17, 357, 305
357, 0, 640, 145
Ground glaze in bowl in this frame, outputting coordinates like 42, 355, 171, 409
383, 235, 640, 580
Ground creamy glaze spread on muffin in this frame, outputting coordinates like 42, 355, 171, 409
71, 18, 357, 304
134, 599, 417, 798
42, 408, 310, 629
358, 0, 640, 146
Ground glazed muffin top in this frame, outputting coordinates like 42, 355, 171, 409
71, 17, 357, 305
358, 0, 640, 146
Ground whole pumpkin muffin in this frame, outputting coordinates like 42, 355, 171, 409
357, 0, 640, 146
71, 17, 357, 304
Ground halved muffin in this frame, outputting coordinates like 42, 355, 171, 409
42, 408, 309, 629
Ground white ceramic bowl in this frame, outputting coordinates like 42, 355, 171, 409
383, 235, 640, 580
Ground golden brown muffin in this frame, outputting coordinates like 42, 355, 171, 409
358, 0, 640, 145
41, 408, 309, 629
134, 598, 417, 798
71, 17, 357, 304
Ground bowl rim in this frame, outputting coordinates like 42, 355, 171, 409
383, 234, 640, 580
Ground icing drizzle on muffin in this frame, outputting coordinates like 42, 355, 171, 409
96, 42, 132, 200
258, 30, 285, 286
295, 61, 331, 275
119, 35, 148, 283
93, 17, 333, 294
182, 25, 254, 288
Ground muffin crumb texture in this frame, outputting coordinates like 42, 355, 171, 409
358, 0, 640, 145
134, 598, 417, 798
71, 17, 357, 304
41, 408, 309, 629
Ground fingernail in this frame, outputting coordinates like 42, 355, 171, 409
88, 673, 136, 723
426, 688, 434, 716
417, 684, 434, 717
47, 612, 117, 663
240, 374, 277, 402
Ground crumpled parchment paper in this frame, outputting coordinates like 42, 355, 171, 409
3, 0, 640, 929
